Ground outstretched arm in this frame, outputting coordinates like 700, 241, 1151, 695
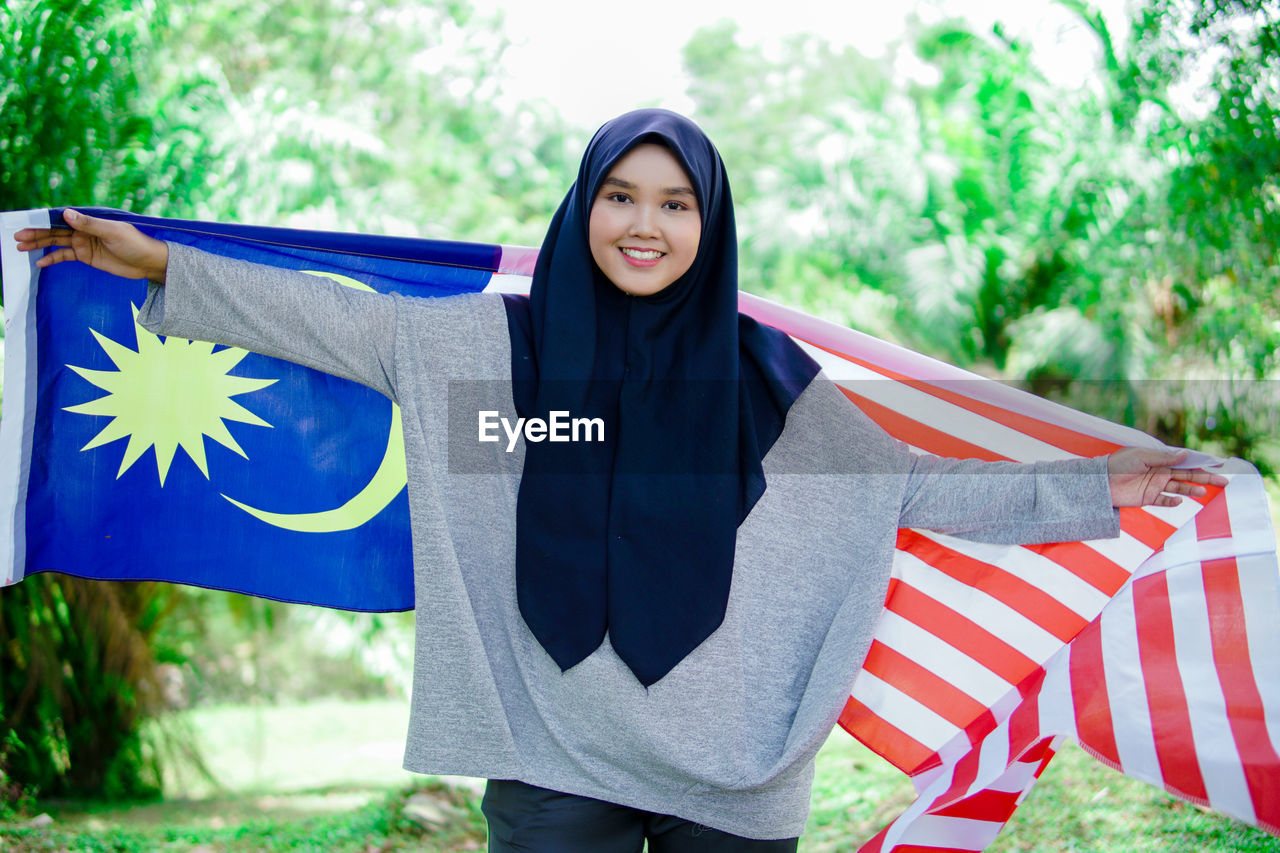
896, 445, 1229, 546
14, 209, 168, 283
1107, 447, 1228, 507
16, 208, 401, 398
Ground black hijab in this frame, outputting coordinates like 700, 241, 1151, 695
502, 109, 819, 686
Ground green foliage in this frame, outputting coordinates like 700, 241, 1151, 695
0, 577, 177, 799
682, 2, 1280, 474
0, 0, 155, 211
145, 0, 581, 241
0, 0, 231, 219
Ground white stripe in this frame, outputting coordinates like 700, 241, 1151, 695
894, 813, 1005, 850
1079, 530, 1153, 575
1220, 465, 1280, 556
914, 530, 1112, 620
873, 605, 1014, 707
897, 552, 1064, 663
1165, 558, 1256, 823
759, 297, 1172, 456
1017, 735, 1066, 803
1161, 517, 1206, 570
1229, 469, 1280, 769
798, 341, 1077, 463
1036, 646, 1077, 737
970, 725, 1011, 801
479, 272, 531, 293
0, 208, 49, 587
1098, 580, 1164, 785
989, 760, 1041, 794
1237, 549, 1280, 771
832, 372, 1079, 464
849, 670, 963, 754
1139, 498, 1201, 532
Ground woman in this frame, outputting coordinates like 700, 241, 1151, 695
16, 109, 1223, 851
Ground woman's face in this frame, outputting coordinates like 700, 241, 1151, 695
588, 143, 702, 297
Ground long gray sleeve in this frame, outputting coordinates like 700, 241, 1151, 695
138, 242, 400, 399
898, 448, 1120, 544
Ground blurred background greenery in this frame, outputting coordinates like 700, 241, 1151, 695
0, 0, 1277, 848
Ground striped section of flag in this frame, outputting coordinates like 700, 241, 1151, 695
738, 293, 1278, 849
853, 467, 1279, 850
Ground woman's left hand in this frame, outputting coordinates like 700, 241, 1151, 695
1108, 447, 1229, 507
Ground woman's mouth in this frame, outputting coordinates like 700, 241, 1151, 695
620, 247, 663, 267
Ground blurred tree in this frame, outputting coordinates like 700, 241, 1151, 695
1107, 0, 1280, 462
682, 0, 1278, 471
2, 577, 180, 799
150, 0, 580, 242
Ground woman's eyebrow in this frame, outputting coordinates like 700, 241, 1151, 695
601, 176, 697, 198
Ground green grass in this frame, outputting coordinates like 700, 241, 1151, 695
2, 701, 1277, 851
160, 699, 424, 798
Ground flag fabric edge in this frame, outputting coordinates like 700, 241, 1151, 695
0, 207, 51, 586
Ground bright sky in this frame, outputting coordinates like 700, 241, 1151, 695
474, 0, 1129, 130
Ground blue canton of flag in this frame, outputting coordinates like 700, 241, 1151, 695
1, 208, 504, 610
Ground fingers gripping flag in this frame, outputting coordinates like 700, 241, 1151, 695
2, 208, 1277, 848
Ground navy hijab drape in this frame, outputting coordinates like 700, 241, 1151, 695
503, 110, 820, 686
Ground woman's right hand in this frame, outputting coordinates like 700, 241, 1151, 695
14, 208, 169, 284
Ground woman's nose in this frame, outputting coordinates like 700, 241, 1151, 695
627, 205, 660, 238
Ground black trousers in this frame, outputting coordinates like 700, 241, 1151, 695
482, 779, 800, 853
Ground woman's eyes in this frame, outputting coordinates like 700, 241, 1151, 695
602, 193, 690, 211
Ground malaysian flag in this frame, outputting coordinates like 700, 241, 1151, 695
2, 208, 1276, 848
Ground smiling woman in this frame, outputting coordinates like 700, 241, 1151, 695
588, 143, 702, 296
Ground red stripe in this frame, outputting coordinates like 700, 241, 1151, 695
1070, 618, 1121, 767
839, 696, 940, 776
885, 578, 1039, 685
1197, 500, 1280, 830
809, 341, 1122, 458
900, 530, 1088, 642
930, 789, 1020, 822
1031, 740, 1058, 778
1194, 490, 1234, 540
1008, 670, 1045, 756
1133, 571, 1209, 803
1020, 737, 1054, 769
1119, 506, 1178, 551
862, 640, 989, 732
838, 386, 1006, 461
936, 731, 984, 811
1023, 540, 1131, 596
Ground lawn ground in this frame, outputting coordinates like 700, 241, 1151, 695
2, 699, 1277, 851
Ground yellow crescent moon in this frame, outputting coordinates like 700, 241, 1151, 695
221, 271, 407, 532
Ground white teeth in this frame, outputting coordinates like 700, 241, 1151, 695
621, 248, 662, 260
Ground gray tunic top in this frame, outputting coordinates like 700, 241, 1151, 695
140, 243, 1120, 839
